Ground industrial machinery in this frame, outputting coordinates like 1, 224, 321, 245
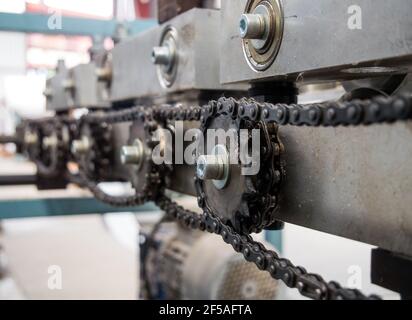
2, 0, 412, 299
140, 221, 280, 300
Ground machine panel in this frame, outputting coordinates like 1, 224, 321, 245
221, 0, 412, 84
111, 8, 246, 103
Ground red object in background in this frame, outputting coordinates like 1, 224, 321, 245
135, 0, 151, 18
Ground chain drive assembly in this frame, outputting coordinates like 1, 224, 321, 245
22, 92, 412, 300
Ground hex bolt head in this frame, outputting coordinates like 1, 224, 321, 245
239, 13, 266, 39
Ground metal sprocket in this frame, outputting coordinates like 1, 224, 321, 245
195, 98, 283, 234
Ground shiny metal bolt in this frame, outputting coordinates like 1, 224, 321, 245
240, 3, 273, 52
71, 136, 89, 155
196, 145, 230, 190
120, 139, 144, 166
95, 67, 112, 81
196, 155, 226, 180
152, 46, 173, 66
239, 13, 267, 39
42, 136, 58, 149
24, 132, 38, 145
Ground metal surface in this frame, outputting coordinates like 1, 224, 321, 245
154, 27, 179, 88
277, 122, 412, 256
196, 102, 282, 234
152, 46, 174, 66
221, 0, 412, 84
0, 12, 155, 37
111, 122, 137, 182
110, 8, 247, 103
71, 61, 111, 109
45, 60, 72, 111
47, 50, 112, 111
120, 139, 144, 166
240, 13, 267, 40
24, 131, 38, 146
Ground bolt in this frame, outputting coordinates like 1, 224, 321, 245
240, 13, 267, 39
62, 79, 74, 90
95, 67, 112, 81
24, 132, 38, 145
120, 139, 144, 165
197, 145, 230, 190
71, 136, 89, 155
42, 136, 58, 149
196, 154, 226, 180
120, 146, 141, 165
152, 45, 173, 66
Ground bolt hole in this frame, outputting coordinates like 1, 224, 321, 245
240, 18, 247, 33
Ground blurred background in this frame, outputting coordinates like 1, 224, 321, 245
0, 0, 157, 300
0, 0, 156, 134
0, 0, 400, 300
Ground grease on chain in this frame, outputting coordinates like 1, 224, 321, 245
27, 93, 412, 300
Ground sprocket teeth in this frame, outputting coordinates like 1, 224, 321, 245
196, 99, 283, 234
